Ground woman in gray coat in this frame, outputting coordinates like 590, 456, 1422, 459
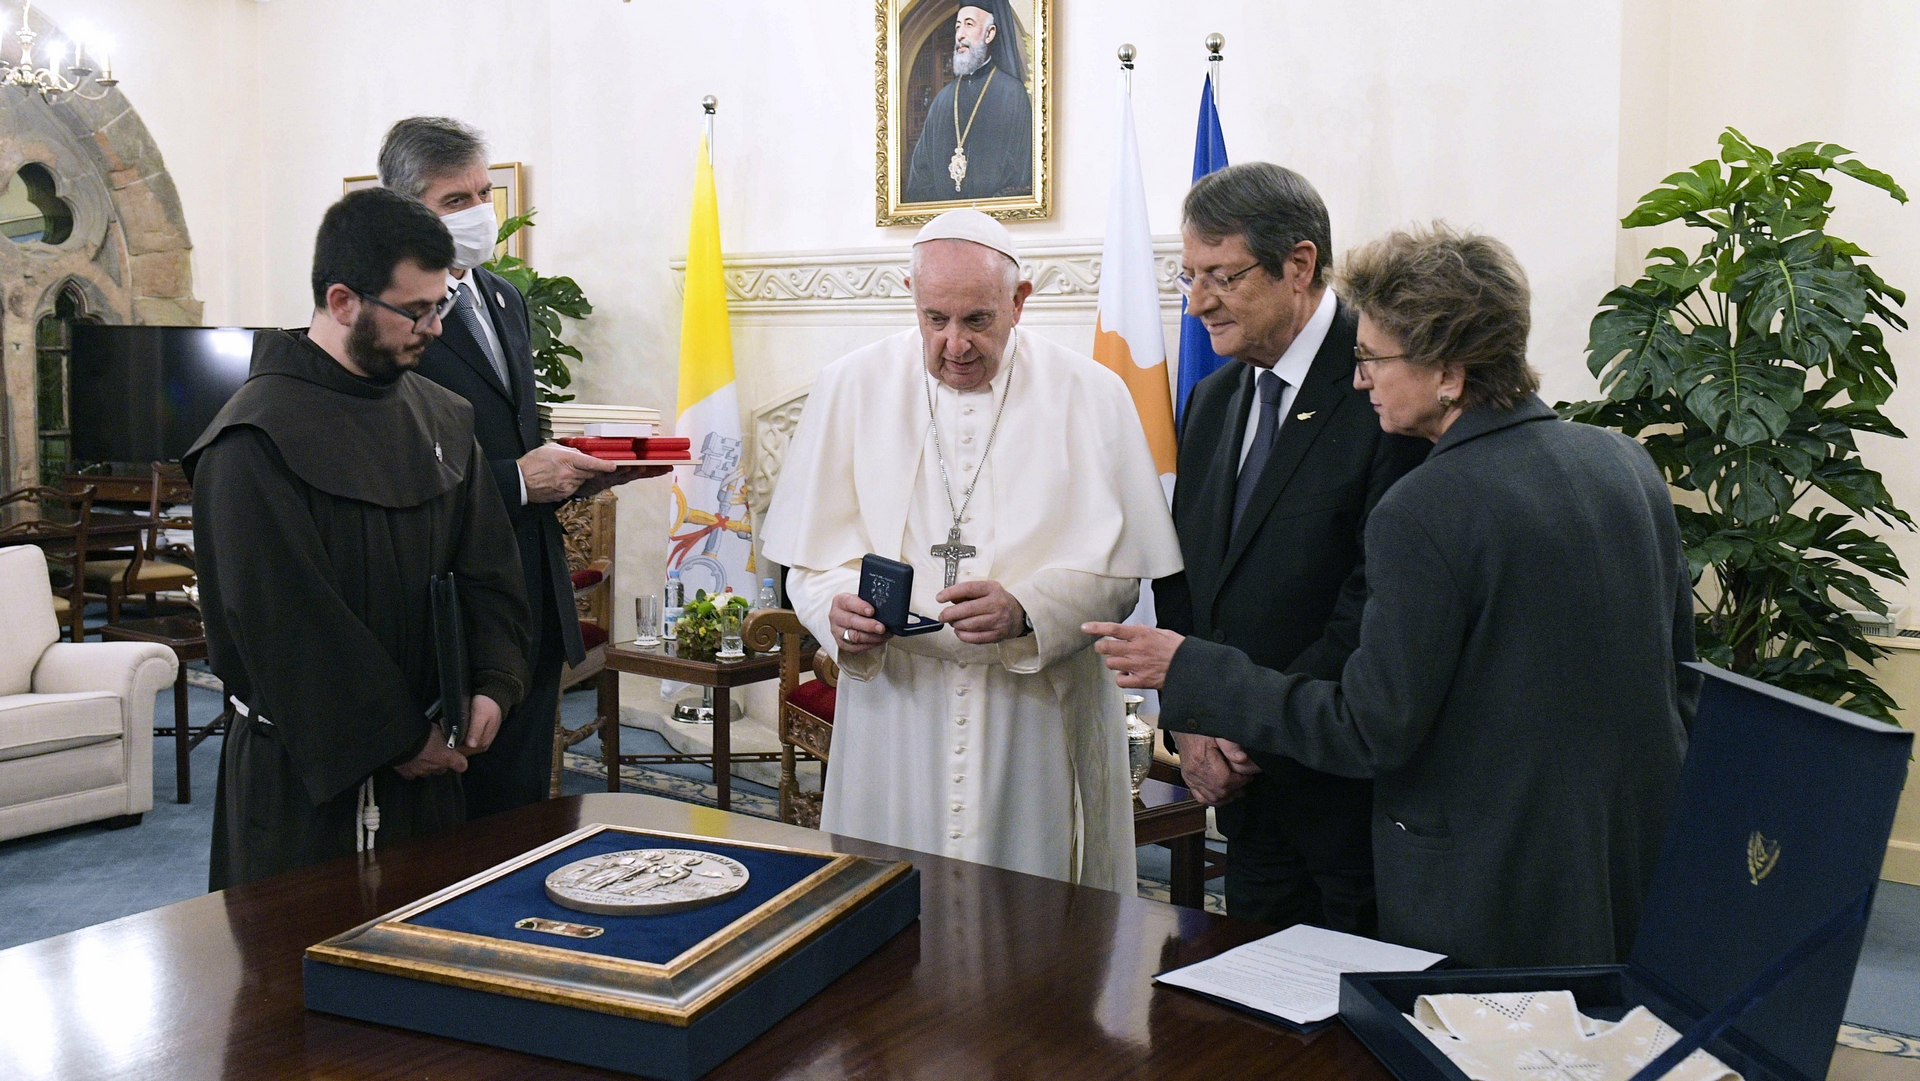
1088, 225, 1696, 967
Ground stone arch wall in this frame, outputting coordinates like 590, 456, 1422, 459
0, 2, 199, 489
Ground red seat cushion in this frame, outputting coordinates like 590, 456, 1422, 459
571, 567, 605, 590
789, 678, 836, 723
578, 622, 609, 650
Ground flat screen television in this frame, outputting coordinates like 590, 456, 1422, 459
68, 325, 261, 463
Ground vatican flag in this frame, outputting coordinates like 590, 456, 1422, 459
668, 135, 753, 598
1092, 73, 1177, 484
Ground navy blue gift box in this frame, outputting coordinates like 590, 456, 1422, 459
304, 823, 920, 1080
1339, 664, 1912, 1081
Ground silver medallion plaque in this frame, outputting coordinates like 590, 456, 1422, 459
543, 849, 750, 916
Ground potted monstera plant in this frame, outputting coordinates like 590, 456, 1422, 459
1559, 129, 1911, 721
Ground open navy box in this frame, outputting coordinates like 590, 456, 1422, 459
1340, 664, 1911, 1081
304, 823, 920, 1080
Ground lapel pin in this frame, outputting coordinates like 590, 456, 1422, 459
1296, 411, 1316, 421
494, 291, 506, 307
434, 442, 444, 464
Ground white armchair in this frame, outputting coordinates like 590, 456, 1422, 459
0, 545, 176, 842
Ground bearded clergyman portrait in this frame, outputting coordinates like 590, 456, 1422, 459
890, 0, 1045, 214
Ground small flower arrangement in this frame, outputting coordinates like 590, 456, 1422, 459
676, 588, 750, 655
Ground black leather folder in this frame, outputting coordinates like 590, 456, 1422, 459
429, 572, 470, 748
858, 554, 943, 636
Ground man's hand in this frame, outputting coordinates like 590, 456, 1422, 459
1173, 732, 1256, 806
520, 443, 618, 504
461, 694, 503, 754
936, 579, 1026, 644
574, 464, 671, 500
830, 593, 893, 654
1216, 738, 1263, 777
1082, 621, 1184, 689
395, 724, 469, 779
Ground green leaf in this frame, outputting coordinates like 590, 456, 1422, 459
1586, 284, 1690, 397
1677, 333, 1803, 446
1833, 158, 1909, 203
1735, 241, 1865, 367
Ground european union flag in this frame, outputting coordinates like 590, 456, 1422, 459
1175, 73, 1230, 427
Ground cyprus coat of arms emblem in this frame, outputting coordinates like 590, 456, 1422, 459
1747, 830, 1782, 885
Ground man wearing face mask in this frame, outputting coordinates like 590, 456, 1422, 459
378, 117, 662, 818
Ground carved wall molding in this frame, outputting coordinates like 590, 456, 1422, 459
672, 237, 1184, 314
748, 391, 811, 520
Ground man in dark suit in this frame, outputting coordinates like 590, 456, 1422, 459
1128, 163, 1427, 931
378, 117, 661, 818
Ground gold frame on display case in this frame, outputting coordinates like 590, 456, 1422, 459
305, 823, 912, 1026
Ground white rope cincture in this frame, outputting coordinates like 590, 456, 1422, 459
355, 776, 381, 853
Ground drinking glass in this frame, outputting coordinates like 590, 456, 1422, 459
717, 608, 745, 659
635, 594, 661, 648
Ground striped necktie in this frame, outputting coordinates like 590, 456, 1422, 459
454, 280, 510, 392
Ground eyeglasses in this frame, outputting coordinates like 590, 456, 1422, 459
343, 285, 457, 333
1353, 348, 1411, 379
1175, 261, 1262, 298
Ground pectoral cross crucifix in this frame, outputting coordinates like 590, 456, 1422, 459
930, 525, 976, 588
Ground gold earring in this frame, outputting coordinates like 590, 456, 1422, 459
1438, 394, 1457, 408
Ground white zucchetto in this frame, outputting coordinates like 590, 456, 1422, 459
912, 208, 1020, 265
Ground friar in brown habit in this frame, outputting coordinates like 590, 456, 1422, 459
185, 187, 531, 890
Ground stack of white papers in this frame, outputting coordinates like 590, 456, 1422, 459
1155, 924, 1445, 1027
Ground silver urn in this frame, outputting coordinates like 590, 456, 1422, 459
1124, 694, 1153, 800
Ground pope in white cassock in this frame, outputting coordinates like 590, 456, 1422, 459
761, 210, 1183, 892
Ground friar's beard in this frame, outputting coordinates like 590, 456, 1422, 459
345, 309, 420, 384
952, 38, 992, 77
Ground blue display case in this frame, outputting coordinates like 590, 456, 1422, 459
304, 823, 920, 1079
1339, 664, 1912, 1081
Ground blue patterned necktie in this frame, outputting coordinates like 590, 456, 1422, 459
1232, 369, 1285, 534
454, 281, 510, 392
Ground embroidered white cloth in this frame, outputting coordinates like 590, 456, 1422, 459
1406, 992, 1741, 1081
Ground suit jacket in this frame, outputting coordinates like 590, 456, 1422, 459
414, 265, 584, 668
1155, 298, 1428, 771
1158, 397, 1697, 966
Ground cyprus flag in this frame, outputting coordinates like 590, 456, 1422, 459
1092, 68, 1177, 710
668, 135, 753, 597
1092, 73, 1177, 485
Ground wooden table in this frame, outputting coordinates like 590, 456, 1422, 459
600, 641, 815, 812
0, 793, 1391, 1080
1137, 775, 1211, 908
98, 615, 221, 804
0, 510, 148, 553
63, 471, 192, 508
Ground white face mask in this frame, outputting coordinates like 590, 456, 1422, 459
441, 201, 499, 271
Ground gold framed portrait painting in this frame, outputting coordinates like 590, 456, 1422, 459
343, 162, 527, 263
877, 0, 1052, 226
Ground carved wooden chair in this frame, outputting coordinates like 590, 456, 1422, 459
85, 462, 195, 623
743, 609, 836, 827
550, 490, 619, 798
0, 485, 94, 643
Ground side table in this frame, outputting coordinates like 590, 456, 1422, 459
1135, 775, 1211, 909
100, 615, 222, 804
600, 640, 817, 812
